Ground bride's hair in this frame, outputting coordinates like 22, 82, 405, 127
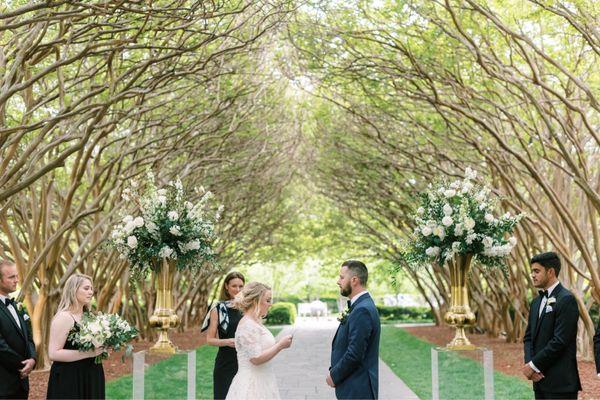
232, 282, 271, 317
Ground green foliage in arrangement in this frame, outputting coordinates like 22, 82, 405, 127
266, 302, 297, 325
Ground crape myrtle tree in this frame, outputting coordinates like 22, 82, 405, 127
290, 0, 599, 357
0, 0, 297, 367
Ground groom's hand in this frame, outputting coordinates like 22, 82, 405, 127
326, 372, 335, 387
19, 358, 35, 378
521, 363, 534, 379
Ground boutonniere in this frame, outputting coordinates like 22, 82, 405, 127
337, 308, 351, 324
547, 297, 556, 305
16, 302, 30, 320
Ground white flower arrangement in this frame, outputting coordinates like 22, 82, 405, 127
107, 173, 222, 279
404, 168, 524, 268
68, 312, 138, 363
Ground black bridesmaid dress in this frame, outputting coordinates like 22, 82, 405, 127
213, 303, 242, 400
46, 321, 105, 399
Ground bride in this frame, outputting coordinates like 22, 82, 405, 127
225, 282, 293, 400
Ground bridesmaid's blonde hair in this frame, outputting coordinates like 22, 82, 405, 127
232, 282, 271, 318
57, 273, 94, 313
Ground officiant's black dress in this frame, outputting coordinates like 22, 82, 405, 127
213, 302, 242, 399
46, 321, 105, 399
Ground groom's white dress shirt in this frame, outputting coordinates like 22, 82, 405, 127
350, 291, 369, 306
0, 294, 21, 329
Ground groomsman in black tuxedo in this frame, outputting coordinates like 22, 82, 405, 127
522, 252, 581, 400
0, 260, 36, 399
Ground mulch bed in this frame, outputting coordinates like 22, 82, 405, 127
405, 325, 600, 399
29, 328, 207, 400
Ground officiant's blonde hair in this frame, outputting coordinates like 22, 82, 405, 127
58, 273, 94, 313
232, 282, 271, 316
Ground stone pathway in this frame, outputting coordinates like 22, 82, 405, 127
272, 317, 420, 400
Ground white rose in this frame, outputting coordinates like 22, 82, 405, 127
169, 226, 181, 236
464, 218, 476, 231
432, 226, 446, 240
465, 233, 477, 244
157, 195, 167, 206
461, 181, 473, 193
421, 226, 433, 236
482, 236, 494, 248
158, 246, 174, 258
441, 216, 453, 227
146, 221, 159, 235
167, 211, 179, 221
157, 189, 167, 196
450, 181, 460, 189
443, 204, 453, 216
454, 224, 464, 236
444, 189, 456, 198
508, 236, 517, 246
127, 236, 138, 249
123, 215, 133, 223
133, 217, 144, 227
425, 246, 440, 257
484, 214, 494, 223
417, 207, 425, 215
185, 240, 200, 251
408, 178, 416, 185
452, 241, 461, 251
503, 212, 511, 219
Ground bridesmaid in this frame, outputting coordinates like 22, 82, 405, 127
206, 271, 245, 399
46, 274, 105, 399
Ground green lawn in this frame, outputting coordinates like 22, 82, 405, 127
380, 326, 533, 400
107, 327, 285, 399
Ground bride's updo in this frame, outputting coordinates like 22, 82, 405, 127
232, 282, 271, 316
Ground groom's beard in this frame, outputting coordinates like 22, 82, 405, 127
340, 284, 351, 297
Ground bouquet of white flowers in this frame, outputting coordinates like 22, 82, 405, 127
107, 173, 222, 280
68, 312, 138, 363
404, 167, 524, 268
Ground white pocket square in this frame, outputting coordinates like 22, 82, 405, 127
545, 305, 553, 313
23, 314, 30, 321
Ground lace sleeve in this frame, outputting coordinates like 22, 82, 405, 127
235, 321, 263, 360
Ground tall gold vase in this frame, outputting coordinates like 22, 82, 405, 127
149, 258, 180, 354
443, 253, 477, 350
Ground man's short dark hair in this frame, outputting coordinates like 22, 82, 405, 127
531, 252, 561, 276
341, 260, 368, 286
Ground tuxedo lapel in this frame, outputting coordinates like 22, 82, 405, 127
534, 284, 563, 339
530, 296, 541, 338
0, 302, 26, 341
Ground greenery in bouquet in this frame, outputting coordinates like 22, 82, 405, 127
404, 168, 524, 269
107, 172, 222, 280
68, 312, 138, 364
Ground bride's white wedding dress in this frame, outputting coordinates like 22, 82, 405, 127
225, 317, 280, 399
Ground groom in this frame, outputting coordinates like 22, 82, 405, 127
0, 260, 36, 399
327, 260, 380, 399
522, 252, 581, 399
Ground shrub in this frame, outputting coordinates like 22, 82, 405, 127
266, 302, 297, 325
376, 306, 433, 322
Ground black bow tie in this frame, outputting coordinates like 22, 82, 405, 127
538, 290, 548, 298
3, 297, 15, 307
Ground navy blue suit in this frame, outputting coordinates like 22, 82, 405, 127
330, 293, 380, 399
